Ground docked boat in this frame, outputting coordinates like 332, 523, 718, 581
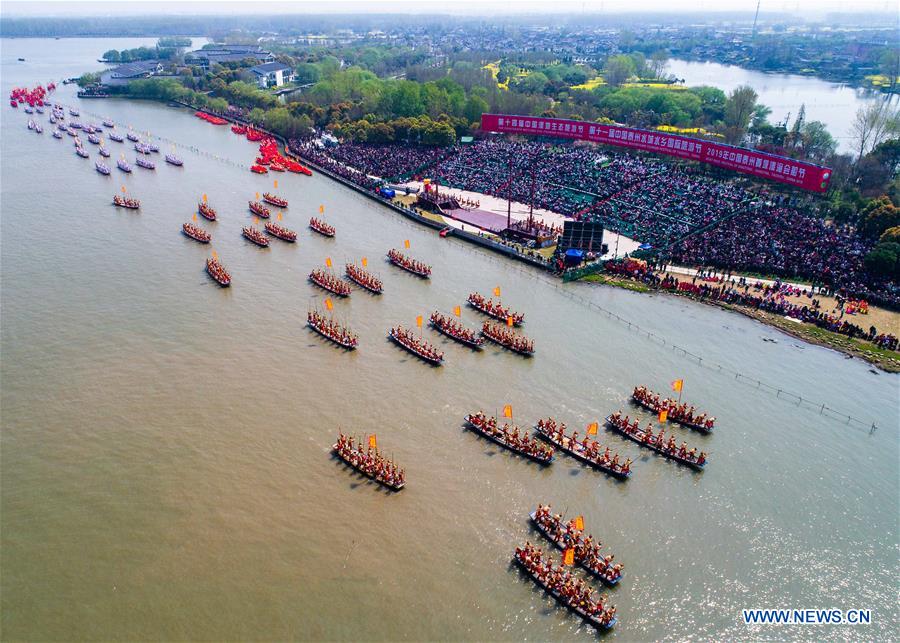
333, 434, 405, 490
108, 132, 124, 142
52, 129, 62, 139
113, 195, 140, 209
269, 163, 285, 172
389, 326, 443, 365
309, 217, 335, 237
308, 310, 358, 349
530, 505, 625, 586
146, 143, 159, 153
250, 164, 268, 174
134, 143, 152, 154
513, 546, 617, 631
206, 257, 231, 286
75, 147, 89, 158
242, 226, 269, 247
135, 157, 155, 170
248, 201, 270, 218
631, 386, 715, 433
182, 222, 211, 243
198, 202, 217, 221
102, 119, 114, 127
429, 311, 483, 348
126, 131, 139, 142
262, 192, 288, 207
467, 292, 524, 325
231, 125, 247, 135
264, 222, 297, 242
69, 121, 82, 129
535, 418, 631, 479
87, 134, 100, 144
605, 412, 707, 470
117, 159, 132, 173
464, 413, 553, 464
94, 161, 111, 175
165, 154, 183, 166
99, 146, 110, 157
309, 268, 351, 296
481, 321, 534, 355
387, 248, 431, 278
345, 263, 383, 294
69, 107, 79, 116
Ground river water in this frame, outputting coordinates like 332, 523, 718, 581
2, 39, 898, 641
667, 59, 897, 155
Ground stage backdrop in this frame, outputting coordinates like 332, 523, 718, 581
480, 113, 832, 193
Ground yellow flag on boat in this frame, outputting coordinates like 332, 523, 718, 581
671, 379, 683, 392
273, 180, 278, 189
361, 257, 368, 267
587, 422, 598, 435
256, 192, 260, 200
574, 515, 585, 531
325, 298, 333, 311
416, 315, 423, 328
368, 435, 377, 449
453, 305, 461, 317
659, 410, 668, 423
563, 547, 575, 566
121, 185, 126, 193
202, 193, 207, 202
493, 286, 501, 297
325, 257, 332, 268
502, 404, 513, 419
192, 213, 197, 222
253, 216, 259, 225
277, 212, 282, 221
211, 250, 218, 259
507, 316, 514, 327
404, 239, 410, 249
319, 204, 324, 214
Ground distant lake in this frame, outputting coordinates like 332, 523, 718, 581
666, 58, 898, 155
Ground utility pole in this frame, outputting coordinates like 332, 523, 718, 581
752, 0, 762, 40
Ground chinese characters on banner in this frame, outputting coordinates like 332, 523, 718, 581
480, 113, 832, 193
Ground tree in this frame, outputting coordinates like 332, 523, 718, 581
723, 85, 758, 144
859, 198, 900, 238
851, 101, 900, 160
864, 242, 900, 279
878, 49, 900, 93
463, 95, 489, 124
799, 121, 837, 161
649, 50, 668, 79
603, 55, 635, 87
103, 49, 120, 62
880, 226, 900, 244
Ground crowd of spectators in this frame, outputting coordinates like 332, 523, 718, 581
292, 135, 897, 311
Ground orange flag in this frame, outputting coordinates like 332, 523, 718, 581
507, 316, 514, 327
121, 185, 126, 193
211, 250, 218, 259
453, 305, 461, 317
277, 212, 282, 221
202, 193, 207, 202
361, 257, 368, 267
255, 192, 260, 200
325, 298, 333, 311
416, 315, 423, 328
574, 515, 585, 531
325, 257, 332, 268
493, 286, 501, 297
587, 421, 598, 435
659, 410, 668, 423
273, 179, 278, 189
671, 379, 683, 392
192, 213, 197, 222
368, 435, 377, 449
563, 547, 575, 566
253, 216, 259, 225
404, 239, 410, 249
502, 404, 513, 419
319, 204, 324, 214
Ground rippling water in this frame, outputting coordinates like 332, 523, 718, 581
2, 38, 898, 641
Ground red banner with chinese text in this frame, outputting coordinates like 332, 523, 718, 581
480, 113, 832, 193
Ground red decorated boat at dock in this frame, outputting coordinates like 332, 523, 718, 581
467, 292, 524, 325
206, 257, 231, 286
262, 192, 288, 207
387, 249, 431, 278
309, 217, 335, 237
264, 222, 297, 242
242, 226, 269, 247
429, 311, 483, 348
481, 322, 534, 355
182, 222, 211, 243
345, 263, 382, 294
389, 326, 443, 365
250, 164, 268, 174
309, 268, 351, 296
198, 202, 217, 221
308, 310, 358, 349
